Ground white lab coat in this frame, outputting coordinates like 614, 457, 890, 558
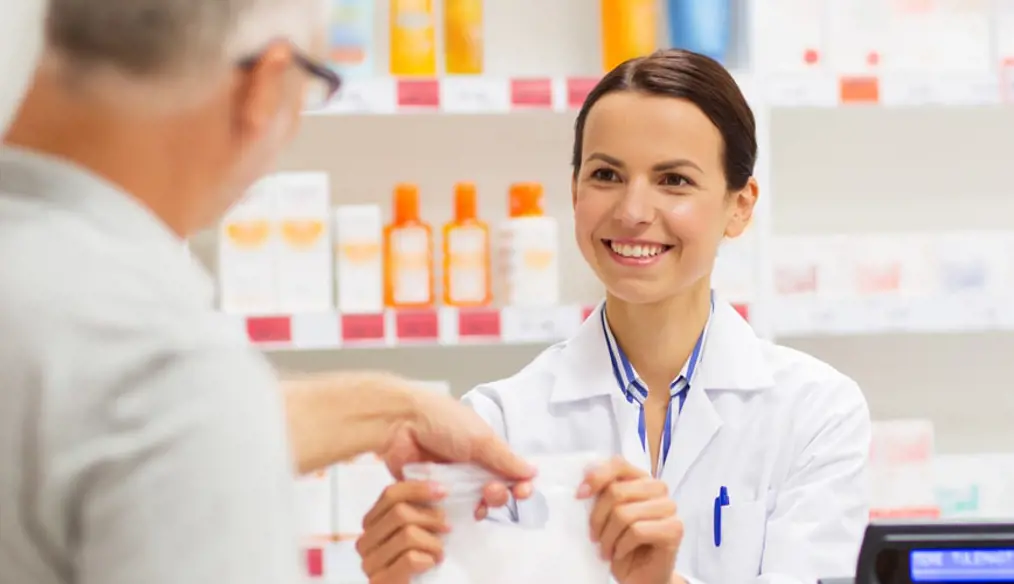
462, 299, 871, 584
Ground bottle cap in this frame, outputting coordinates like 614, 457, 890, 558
508, 182, 544, 218
393, 183, 420, 224
454, 182, 477, 221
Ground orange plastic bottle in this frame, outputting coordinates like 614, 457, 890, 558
384, 183, 434, 308
443, 182, 492, 307
601, 0, 659, 71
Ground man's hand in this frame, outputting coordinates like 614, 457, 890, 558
378, 382, 534, 505
283, 371, 535, 492
578, 457, 684, 584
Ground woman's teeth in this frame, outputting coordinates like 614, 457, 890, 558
609, 241, 668, 258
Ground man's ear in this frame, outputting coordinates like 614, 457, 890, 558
233, 41, 294, 139
724, 177, 758, 239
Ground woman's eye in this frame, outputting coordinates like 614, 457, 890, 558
590, 168, 620, 182
660, 173, 691, 187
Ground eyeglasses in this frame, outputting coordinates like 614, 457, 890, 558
238, 48, 342, 111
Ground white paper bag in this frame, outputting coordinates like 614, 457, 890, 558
406, 453, 612, 584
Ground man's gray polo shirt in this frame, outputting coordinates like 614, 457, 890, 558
0, 147, 303, 584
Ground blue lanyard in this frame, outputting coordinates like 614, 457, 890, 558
601, 300, 710, 472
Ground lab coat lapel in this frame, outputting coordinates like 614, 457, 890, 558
550, 303, 652, 474
660, 382, 721, 492
659, 299, 775, 493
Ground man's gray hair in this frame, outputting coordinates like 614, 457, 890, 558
46, 0, 324, 76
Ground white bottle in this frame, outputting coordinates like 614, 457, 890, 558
333, 205, 384, 314
500, 182, 559, 306
218, 178, 278, 315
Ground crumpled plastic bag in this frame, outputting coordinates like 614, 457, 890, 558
406, 453, 612, 584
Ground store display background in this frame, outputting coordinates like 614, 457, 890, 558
185, 0, 1014, 457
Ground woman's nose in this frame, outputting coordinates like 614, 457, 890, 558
615, 180, 655, 226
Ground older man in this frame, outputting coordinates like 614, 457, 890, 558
0, 2, 531, 584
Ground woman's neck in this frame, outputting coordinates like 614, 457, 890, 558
605, 282, 712, 394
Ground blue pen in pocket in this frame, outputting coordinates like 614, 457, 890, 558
713, 485, 730, 547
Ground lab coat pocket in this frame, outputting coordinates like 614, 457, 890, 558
695, 499, 767, 584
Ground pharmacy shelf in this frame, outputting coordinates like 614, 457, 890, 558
236, 304, 752, 349
317, 70, 1014, 116
233, 295, 1014, 351
774, 294, 1012, 337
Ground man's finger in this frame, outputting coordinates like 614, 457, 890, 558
363, 481, 445, 528
469, 433, 536, 481
510, 480, 534, 500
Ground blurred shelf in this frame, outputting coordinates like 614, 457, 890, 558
229, 293, 1014, 350
314, 70, 1014, 116
232, 303, 753, 350
774, 294, 1012, 337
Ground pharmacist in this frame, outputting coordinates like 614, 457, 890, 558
0, 2, 533, 584
357, 49, 872, 584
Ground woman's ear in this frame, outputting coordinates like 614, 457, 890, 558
571, 174, 578, 209
724, 177, 758, 239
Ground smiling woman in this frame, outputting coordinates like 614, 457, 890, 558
355, 48, 871, 584
570, 49, 757, 312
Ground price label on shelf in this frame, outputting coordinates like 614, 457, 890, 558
394, 310, 439, 341
838, 76, 879, 105
581, 306, 596, 321
510, 78, 554, 109
457, 308, 501, 339
397, 79, 441, 109
501, 306, 580, 343
305, 548, 325, 578
340, 313, 386, 344
441, 77, 509, 113
246, 316, 292, 344
566, 77, 599, 109
325, 78, 397, 114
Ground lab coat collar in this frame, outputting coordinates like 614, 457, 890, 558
550, 296, 774, 405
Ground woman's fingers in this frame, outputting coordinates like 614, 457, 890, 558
612, 516, 685, 561
597, 497, 679, 559
356, 500, 447, 555
363, 481, 445, 528
589, 478, 669, 542
368, 549, 439, 584
361, 524, 445, 576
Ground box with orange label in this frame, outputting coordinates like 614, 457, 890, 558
275, 172, 333, 314
333, 205, 384, 314
218, 180, 278, 315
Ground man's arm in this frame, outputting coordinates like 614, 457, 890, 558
72, 348, 304, 584
282, 372, 416, 475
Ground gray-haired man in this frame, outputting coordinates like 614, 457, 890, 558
0, 2, 532, 584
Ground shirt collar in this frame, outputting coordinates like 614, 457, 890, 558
600, 294, 713, 405
0, 146, 216, 306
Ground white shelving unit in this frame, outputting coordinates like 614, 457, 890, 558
196, 0, 1014, 456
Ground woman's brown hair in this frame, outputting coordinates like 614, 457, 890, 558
571, 49, 757, 191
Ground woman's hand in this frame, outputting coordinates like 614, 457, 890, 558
356, 479, 524, 583
357, 481, 448, 584
578, 457, 684, 584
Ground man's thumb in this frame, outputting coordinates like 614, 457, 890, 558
471, 434, 536, 480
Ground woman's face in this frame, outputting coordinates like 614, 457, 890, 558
572, 90, 756, 305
